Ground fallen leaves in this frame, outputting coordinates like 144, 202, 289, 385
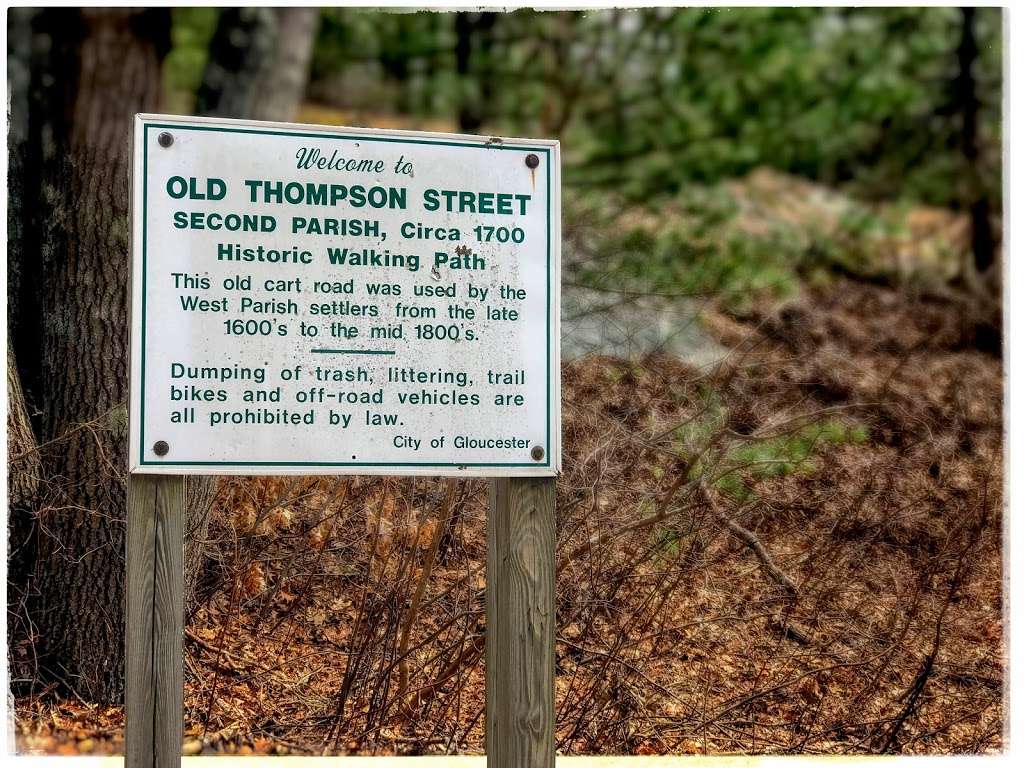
14, 278, 1004, 757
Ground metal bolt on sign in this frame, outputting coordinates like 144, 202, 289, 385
157, 132, 173, 148
152, 440, 169, 456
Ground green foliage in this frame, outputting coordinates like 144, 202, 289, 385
297, 7, 1000, 210
570, 187, 802, 314
672, 384, 868, 502
572, 7, 1001, 207
566, 169, 941, 313
163, 7, 219, 114
674, 385, 727, 455
727, 420, 868, 477
312, 9, 463, 115
716, 419, 869, 501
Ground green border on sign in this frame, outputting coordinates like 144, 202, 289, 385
139, 123, 554, 469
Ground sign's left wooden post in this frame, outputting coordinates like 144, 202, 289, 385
126, 474, 185, 768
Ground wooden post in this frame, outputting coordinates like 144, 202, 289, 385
487, 477, 557, 768
127, 474, 185, 768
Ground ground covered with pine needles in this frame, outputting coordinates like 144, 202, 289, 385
16, 274, 1003, 756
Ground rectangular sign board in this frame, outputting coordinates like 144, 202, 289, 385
129, 115, 560, 476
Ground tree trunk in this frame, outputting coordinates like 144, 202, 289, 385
6, 8, 39, 511
455, 11, 498, 133
251, 8, 320, 122
954, 7, 996, 275
18, 7, 165, 703
8, 344, 41, 687
7, 9, 43, 692
6, 7, 33, 347
195, 8, 277, 118
7, 346, 40, 510
7, 8, 216, 704
196, 7, 319, 122
8, 340, 41, 690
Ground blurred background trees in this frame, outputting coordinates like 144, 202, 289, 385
168, 6, 1002, 289
164, 7, 1002, 206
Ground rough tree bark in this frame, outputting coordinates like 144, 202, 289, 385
19, 7, 165, 703
7, 344, 40, 633
7, 347, 40, 513
7, 8, 213, 703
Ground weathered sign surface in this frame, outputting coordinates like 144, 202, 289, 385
129, 115, 560, 476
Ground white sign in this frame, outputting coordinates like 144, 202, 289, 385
129, 115, 560, 476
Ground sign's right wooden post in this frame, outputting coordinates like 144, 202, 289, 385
487, 476, 557, 768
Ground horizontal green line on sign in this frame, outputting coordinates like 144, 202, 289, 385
310, 348, 396, 355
